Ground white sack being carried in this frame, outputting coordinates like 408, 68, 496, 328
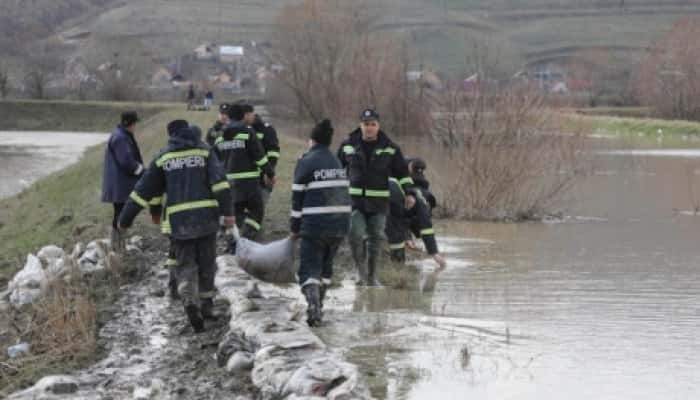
235, 237, 296, 284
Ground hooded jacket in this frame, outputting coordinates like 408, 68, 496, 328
119, 126, 232, 240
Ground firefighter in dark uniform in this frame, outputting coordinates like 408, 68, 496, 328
406, 157, 437, 211
119, 124, 235, 333
148, 120, 191, 300
243, 105, 281, 205
205, 103, 231, 146
386, 178, 446, 268
215, 104, 275, 246
337, 109, 413, 286
291, 119, 351, 326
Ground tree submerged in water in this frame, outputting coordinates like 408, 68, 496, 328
416, 82, 589, 221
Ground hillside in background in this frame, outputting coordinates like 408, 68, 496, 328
2, 0, 699, 81
0, 0, 121, 51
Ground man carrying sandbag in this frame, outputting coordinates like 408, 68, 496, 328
290, 119, 351, 327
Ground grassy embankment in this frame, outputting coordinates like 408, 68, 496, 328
563, 111, 700, 146
0, 100, 305, 394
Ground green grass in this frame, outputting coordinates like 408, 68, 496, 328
0, 100, 173, 131
565, 113, 700, 138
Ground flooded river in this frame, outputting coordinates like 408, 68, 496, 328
320, 145, 700, 399
0, 131, 108, 199
2, 130, 698, 399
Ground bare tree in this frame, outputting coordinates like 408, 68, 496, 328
633, 17, 700, 120
406, 80, 588, 221
267, 0, 429, 135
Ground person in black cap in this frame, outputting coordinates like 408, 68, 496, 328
337, 108, 413, 286
291, 119, 351, 326
102, 111, 143, 253
406, 157, 437, 211
205, 103, 231, 146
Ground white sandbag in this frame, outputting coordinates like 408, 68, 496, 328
236, 237, 296, 284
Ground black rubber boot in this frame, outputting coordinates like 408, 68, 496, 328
168, 276, 180, 300
302, 284, 322, 327
201, 298, 217, 320
185, 304, 205, 333
367, 256, 382, 287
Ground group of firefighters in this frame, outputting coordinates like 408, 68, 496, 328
102, 105, 446, 332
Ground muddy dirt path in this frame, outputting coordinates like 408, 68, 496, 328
10, 254, 256, 400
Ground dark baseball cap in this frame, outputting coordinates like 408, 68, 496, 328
219, 103, 230, 114
360, 108, 380, 122
120, 111, 139, 126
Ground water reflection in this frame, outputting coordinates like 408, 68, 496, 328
333, 145, 700, 399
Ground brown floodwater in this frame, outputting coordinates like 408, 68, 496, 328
320, 145, 700, 399
0, 131, 108, 199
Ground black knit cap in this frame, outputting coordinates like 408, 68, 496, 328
120, 111, 139, 126
407, 157, 427, 172
167, 119, 189, 136
311, 119, 334, 146
241, 103, 254, 114
228, 103, 245, 121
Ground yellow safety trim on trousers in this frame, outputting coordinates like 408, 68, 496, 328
166, 200, 219, 217
256, 132, 264, 140
267, 151, 281, 158
388, 177, 404, 196
255, 156, 269, 166
399, 177, 414, 186
342, 145, 355, 154
199, 291, 216, 299
227, 170, 260, 180
155, 149, 209, 167
349, 187, 390, 197
244, 218, 261, 231
161, 221, 172, 234
149, 196, 163, 206
234, 133, 249, 141
129, 192, 149, 208
389, 242, 405, 250
211, 181, 230, 193
375, 147, 396, 155
420, 228, 435, 236
365, 189, 390, 197
165, 258, 177, 266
